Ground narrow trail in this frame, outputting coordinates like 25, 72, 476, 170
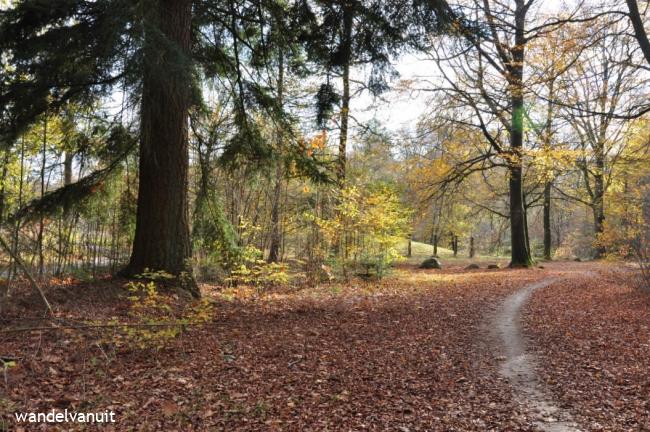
492, 276, 582, 432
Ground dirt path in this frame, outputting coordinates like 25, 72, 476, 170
492, 276, 582, 432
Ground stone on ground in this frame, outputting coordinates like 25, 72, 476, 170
420, 257, 442, 269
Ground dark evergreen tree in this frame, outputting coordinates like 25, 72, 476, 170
299, 0, 455, 183
0, 0, 319, 293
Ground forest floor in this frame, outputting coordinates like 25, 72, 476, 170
0, 260, 648, 431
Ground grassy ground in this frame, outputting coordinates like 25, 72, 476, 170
397, 240, 510, 267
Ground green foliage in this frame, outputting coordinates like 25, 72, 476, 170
193, 202, 290, 287
193, 190, 240, 276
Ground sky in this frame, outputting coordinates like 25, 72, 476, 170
349, 0, 579, 135
351, 55, 434, 134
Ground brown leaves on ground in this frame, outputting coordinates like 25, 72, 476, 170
0, 262, 646, 431
0, 266, 536, 431
524, 264, 650, 431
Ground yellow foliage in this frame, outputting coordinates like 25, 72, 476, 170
306, 185, 412, 278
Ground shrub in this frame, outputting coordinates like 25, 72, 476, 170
105, 270, 214, 351
226, 245, 290, 288
306, 185, 411, 279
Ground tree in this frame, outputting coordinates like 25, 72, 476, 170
121, 0, 194, 285
304, 0, 452, 184
558, 18, 644, 257
626, 0, 650, 67
421, 0, 601, 266
526, 26, 581, 260
0, 0, 311, 293
1, 0, 194, 283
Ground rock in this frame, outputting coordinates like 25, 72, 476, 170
574, 257, 582, 262
419, 257, 442, 269
487, 264, 500, 269
465, 263, 480, 270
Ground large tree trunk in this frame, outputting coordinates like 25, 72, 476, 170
268, 52, 285, 263
543, 181, 552, 260
123, 0, 197, 296
508, 2, 533, 267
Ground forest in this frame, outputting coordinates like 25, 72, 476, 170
0, 0, 649, 431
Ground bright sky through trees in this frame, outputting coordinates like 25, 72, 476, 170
352, 0, 576, 131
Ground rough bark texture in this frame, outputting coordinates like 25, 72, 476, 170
124, 0, 197, 296
507, 1, 533, 267
37, 118, 47, 277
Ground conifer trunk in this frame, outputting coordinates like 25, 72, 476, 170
124, 0, 197, 296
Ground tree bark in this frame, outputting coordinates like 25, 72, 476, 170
626, 0, 650, 66
123, 0, 197, 296
37, 116, 47, 277
0, 149, 10, 223
543, 181, 552, 260
9, 136, 26, 282
268, 51, 285, 263
507, 2, 533, 267
592, 173, 606, 258
592, 135, 606, 258
63, 151, 73, 186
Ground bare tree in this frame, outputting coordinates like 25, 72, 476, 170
558, 18, 647, 257
423, 0, 579, 266
626, 0, 650, 66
